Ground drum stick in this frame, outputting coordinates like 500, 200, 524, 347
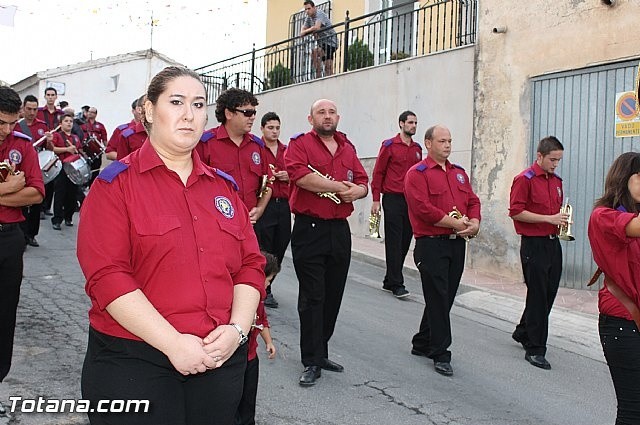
32, 125, 61, 148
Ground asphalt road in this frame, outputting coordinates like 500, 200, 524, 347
0, 220, 616, 425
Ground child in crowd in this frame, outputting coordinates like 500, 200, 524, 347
235, 251, 279, 425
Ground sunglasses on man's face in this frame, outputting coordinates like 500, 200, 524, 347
230, 108, 257, 117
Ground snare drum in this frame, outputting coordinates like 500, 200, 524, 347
82, 135, 105, 163
38, 150, 62, 184
62, 154, 91, 186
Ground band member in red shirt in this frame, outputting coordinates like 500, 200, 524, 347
106, 97, 144, 161
405, 125, 480, 377
116, 117, 147, 160
36, 87, 64, 131
370, 110, 422, 298
81, 106, 108, 186
0, 87, 45, 415
588, 152, 640, 425
254, 112, 291, 308
509, 136, 568, 370
16, 95, 53, 247
77, 66, 264, 425
195, 88, 272, 224
285, 99, 368, 386
51, 113, 83, 230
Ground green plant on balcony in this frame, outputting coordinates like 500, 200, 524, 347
267, 62, 292, 89
347, 38, 374, 71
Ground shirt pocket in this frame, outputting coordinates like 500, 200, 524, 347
133, 215, 185, 271
215, 218, 247, 275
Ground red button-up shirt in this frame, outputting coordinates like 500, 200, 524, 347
509, 162, 563, 236
195, 125, 271, 211
0, 131, 45, 223
116, 121, 147, 159
404, 156, 481, 238
248, 301, 269, 361
371, 134, 422, 201
81, 119, 108, 143
15, 118, 52, 150
264, 139, 289, 200
588, 207, 640, 322
77, 141, 266, 341
285, 130, 369, 220
106, 121, 134, 154
36, 107, 63, 130
52, 131, 82, 162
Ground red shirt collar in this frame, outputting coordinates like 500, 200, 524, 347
424, 155, 452, 170
531, 161, 550, 177
137, 138, 214, 180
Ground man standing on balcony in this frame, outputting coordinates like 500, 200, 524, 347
300, 0, 338, 78
371, 111, 422, 299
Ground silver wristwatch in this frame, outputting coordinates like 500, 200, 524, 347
229, 323, 248, 345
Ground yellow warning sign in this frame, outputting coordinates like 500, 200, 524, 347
615, 91, 640, 138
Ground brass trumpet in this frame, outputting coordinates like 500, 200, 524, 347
307, 164, 341, 204
448, 206, 475, 241
0, 161, 16, 183
558, 198, 575, 241
368, 210, 381, 238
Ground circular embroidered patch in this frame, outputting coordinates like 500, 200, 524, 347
9, 149, 22, 164
456, 173, 465, 184
37, 128, 45, 136
416, 151, 420, 160
215, 196, 235, 219
347, 169, 353, 182
252, 152, 261, 165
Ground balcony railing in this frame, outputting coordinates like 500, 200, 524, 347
195, 0, 477, 104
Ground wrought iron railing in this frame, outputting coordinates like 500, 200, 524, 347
195, 0, 477, 104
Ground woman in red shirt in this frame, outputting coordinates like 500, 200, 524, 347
588, 152, 640, 425
77, 66, 265, 425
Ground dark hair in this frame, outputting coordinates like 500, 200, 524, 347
0, 86, 22, 114
81, 105, 90, 113
44, 87, 57, 95
261, 112, 280, 127
131, 98, 139, 110
143, 66, 205, 132
262, 251, 281, 277
594, 152, 640, 213
536, 136, 564, 156
304, 0, 316, 7
215, 88, 258, 124
60, 112, 75, 121
424, 125, 438, 140
58, 100, 68, 109
399, 110, 416, 123
23, 94, 38, 106
137, 94, 146, 108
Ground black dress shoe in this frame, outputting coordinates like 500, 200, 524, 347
322, 358, 344, 372
27, 237, 39, 247
392, 286, 410, 299
299, 366, 321, 386
264, 293, 279, 308
525, 354, 551, 370
434, 361, 453, 376
65, 220, 73, 227
52, 223, 62, 230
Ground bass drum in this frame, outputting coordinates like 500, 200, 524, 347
38, 150, 62, 184
62, 154, 91, 186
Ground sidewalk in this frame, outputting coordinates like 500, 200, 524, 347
351, 235, 604, 362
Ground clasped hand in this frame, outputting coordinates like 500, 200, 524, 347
166, 326, 240, 376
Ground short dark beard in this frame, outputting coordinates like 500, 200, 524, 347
315, 124, 337, 137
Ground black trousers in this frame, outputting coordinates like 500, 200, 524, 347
291, 214, 351, 367
254, 198, 291, 294
0, 225, 26, 382
381, 193, 413, 289
513, 236, 562, 356
411, 237, 466, 363
88, 156, 102, 187
599, 314, 640, 425
82, 327, 248, 425
42, 181, 55, 212
234, 357, 259, 425
20, 202, 42, 239
52, 172, 77, 225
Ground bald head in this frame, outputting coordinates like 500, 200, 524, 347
308, 99, 340, 137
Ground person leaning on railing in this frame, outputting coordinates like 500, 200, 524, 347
300, 0, 338, 78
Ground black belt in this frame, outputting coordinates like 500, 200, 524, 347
522, 235, 558, 240
0, 223, 19, 232
424, 234, 461, 240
